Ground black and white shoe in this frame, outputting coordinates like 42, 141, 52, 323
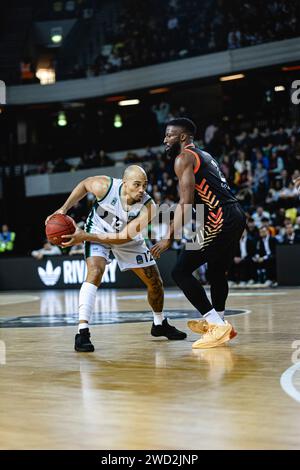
151, 319, 187, 340
74, 328, 95, 352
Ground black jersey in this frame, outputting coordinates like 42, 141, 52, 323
181, 143, 237, 210
178, 144, 240, 248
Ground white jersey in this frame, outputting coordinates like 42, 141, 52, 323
84, 177, 156, 271
85, 177, 153, 242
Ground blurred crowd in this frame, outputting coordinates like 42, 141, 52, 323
89, 0, 300, 77
11, 0, 300, 84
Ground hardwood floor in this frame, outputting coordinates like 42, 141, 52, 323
0, 288, 299, 449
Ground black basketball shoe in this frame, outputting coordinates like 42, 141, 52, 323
74, 328, 95, 352
151, 319, 187, 340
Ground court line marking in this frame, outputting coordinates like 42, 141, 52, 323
117, 292, 287, 300
225, 308, 251, 317
229, 292, 286, 297
0, 308, 250, 328
280, 362, 300, 404
0, 295, 40, 305
246, 300, 300, 309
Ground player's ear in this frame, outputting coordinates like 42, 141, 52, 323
180, 132, 187, 142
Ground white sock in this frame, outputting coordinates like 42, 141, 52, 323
153, 311, 164, 325
204, 308, 225, 325
78, 322, 89, 332
78, 281, 97, 332
217, 310, 225, 321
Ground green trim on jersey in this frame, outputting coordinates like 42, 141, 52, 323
97, 177, 113, 202
84, 241, 91, 259
144, 197, 153, 207
84, 204, 97, 259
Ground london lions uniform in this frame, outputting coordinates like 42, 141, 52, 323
181, 143, 246, 264
84, 177, 155, 271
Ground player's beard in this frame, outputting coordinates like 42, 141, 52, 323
166, 141, 181, 159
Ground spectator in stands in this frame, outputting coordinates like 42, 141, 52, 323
234, 150, 251, 177
285, 207, 298, 224
269, 150, 284, 181
53, 158, 72, 173
278, 182, 299, 205
204, 123, 218, 145
294, 216, 300, 232
253, 226, 278, 285
252, 206, 271, 227
235, 181, 253, 211
282, 223, 300, 245
246, 217, 259, 241
229, 229, 257, 285
253, 148, 269, 170
31, 242, 61, 260
0, 224, 16, 255
260, 217, 276, 237
253, 162, 268, 192
280, 169, 290, 188
94, 149, 113, 167
76, 153, 88, 170
124, 151, 140, 164
274, 127, 289, 146
152, 102, 170, 139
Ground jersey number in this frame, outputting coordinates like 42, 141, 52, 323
211, 159, 227, 183
136, 250, 153, 265
111, 216, 123, 231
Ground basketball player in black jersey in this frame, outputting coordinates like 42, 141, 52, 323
151, 118, 246, 348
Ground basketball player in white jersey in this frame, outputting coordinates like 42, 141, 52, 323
46, 165, 186, 352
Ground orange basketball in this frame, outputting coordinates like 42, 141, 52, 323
45, 214, 76, 245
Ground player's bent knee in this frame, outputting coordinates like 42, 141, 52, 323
87, 266, 105, 284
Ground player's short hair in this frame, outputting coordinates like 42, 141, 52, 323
166, 118, 197, 137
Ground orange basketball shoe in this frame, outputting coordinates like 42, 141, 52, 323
188, 319, 237, 340
192, 322, 233, 349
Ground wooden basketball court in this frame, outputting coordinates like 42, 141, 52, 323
0, 287, 300, 449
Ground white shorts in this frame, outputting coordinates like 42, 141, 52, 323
84, 239, 156, 271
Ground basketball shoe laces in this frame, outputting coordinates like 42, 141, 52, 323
203, 323, 227, 341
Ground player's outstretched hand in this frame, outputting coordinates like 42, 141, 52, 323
61, 226, 86, 247
150, 239, 172, 259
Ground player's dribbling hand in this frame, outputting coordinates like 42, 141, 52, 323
150, 239, 172, 259
45, 208, 66, 225
61, 227, 86, 247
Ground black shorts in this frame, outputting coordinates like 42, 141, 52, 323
177, 202, 246, 272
